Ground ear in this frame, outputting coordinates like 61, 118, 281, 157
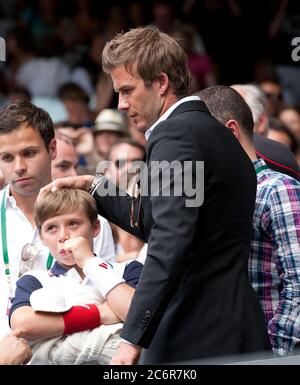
225, 119, 241, 140
92, 218, 100, 238
157, 73, 169, 96
49, 138, 57, 161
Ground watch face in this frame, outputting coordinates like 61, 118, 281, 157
90, 173, 105, 195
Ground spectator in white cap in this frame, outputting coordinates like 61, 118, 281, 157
93, 109, 128, 160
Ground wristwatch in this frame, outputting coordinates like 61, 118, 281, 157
89, 172, 105, 195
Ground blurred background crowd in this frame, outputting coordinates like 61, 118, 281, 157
1, 0, 300, 262
1, 0, 300, 114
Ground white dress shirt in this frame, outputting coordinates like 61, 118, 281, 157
145, 96, 201, 141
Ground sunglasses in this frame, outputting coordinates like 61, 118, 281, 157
264, 92, 282, 101
129, 174, 142, 228
114, 158, 142, 169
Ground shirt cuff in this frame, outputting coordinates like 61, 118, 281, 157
120, 338, 140, 347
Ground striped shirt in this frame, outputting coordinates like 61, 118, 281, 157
250, 158, 300, 356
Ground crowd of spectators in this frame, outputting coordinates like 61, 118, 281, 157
0, 1, 299, 159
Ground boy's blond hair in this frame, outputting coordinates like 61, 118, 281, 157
34, 189, 98, 232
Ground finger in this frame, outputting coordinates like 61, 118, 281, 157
23, 349, 33, 364
36, 188, 49, 203
50, 178, 67, 191
63, 239, 74, 249
52, 176, 81, 190
22, 354, 33, 365
39, 178, 72, 198
38, 183, 54, 199
11, 328, 25, 338
42, 178, 70, 193
63, 246, 73, 256
109, 359, 122, 365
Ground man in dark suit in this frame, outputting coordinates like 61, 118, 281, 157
41, 27, 270, 364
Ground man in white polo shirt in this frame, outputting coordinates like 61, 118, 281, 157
0, 101, 115, 339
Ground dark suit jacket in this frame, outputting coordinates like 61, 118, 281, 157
93, 100, 271, 364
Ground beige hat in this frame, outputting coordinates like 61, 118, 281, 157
93, 109, 128, 135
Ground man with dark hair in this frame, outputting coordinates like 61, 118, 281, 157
0, 101, 115, 339
107, 138, 145, 189
0, 101, 55, 149
42, 27, 270, 364
199, 85, 300, 356
0, 102, 56, 338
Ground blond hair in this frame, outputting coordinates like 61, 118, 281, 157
102, 27, 191, 98
34, 189, 98, 232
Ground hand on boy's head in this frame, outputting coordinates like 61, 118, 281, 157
63, 237, 95, 268
38, 175, 94, 201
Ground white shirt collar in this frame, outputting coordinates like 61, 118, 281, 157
145, 95, 201, 141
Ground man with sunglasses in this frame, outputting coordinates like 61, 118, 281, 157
41, 27, 270, 364
106, 139, 146, 263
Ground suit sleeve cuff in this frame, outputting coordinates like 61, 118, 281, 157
120, 338, 140, 348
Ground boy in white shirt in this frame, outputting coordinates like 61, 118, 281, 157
0, 102, 115, 338
9, 189, 143, 364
